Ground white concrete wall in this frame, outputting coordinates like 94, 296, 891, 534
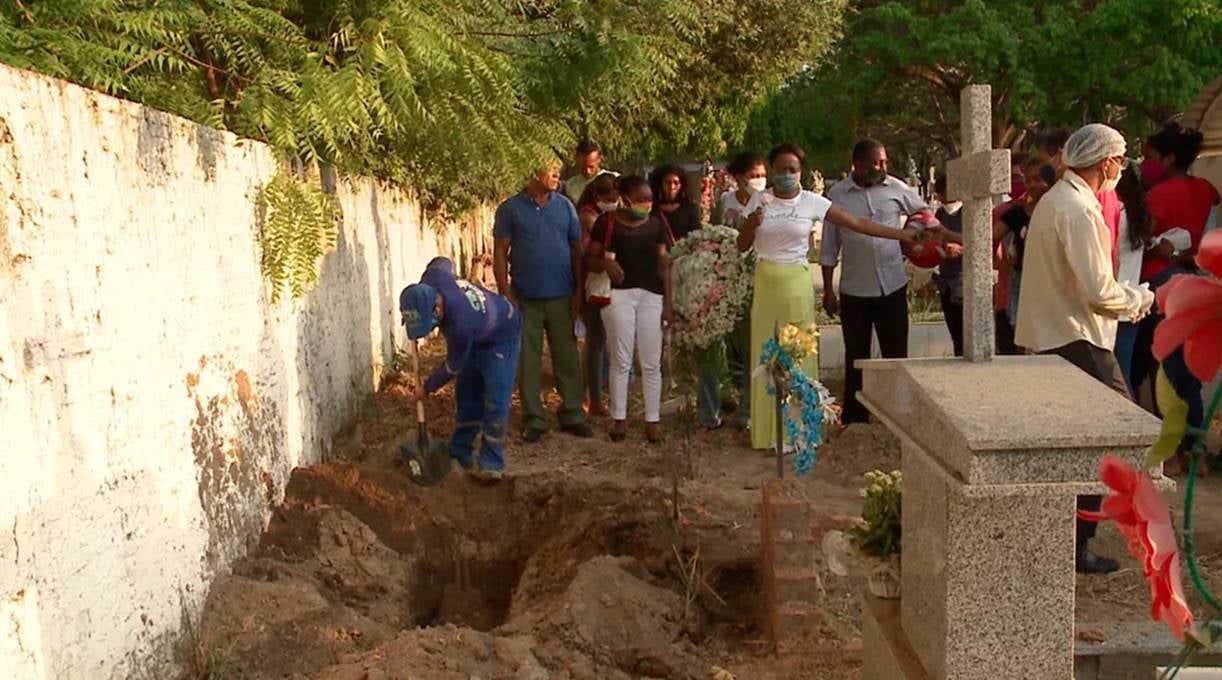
0, 65, 489, 679
817, 322, 956, 372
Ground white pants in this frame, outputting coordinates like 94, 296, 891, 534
601, 288, 664, 422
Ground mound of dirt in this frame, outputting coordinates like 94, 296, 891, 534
500, 555, 701, 679
320, 555, 703, 680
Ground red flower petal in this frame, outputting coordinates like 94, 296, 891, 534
1183, 318, 1222, 384
1099, 455, 1138, 492
1155, 274, 1192, 314
1197, 230, 1222, 278
1153, 307, 1219, 360
1158, 276, 1222, 319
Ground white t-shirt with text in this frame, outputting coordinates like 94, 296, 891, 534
744, 189, 832, 265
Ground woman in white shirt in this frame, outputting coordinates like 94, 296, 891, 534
697, 152, 769, 433
737, 142, 926, 451
1114, 165, 1153, 399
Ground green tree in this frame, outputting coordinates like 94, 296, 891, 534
0, 0, 848, 210
745, 0, 1222, 171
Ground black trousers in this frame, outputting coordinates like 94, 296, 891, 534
995, 310, 1019, 356
1040, 340, 1130, 549
938, 287, 964, 358
841, 285, 909, 424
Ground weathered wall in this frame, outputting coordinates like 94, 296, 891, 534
0, 64, 489, 679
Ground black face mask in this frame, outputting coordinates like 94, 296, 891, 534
858, 168, 886, 186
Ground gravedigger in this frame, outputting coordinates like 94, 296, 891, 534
398, 257, 522, 485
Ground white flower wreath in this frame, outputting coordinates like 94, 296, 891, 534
669, 224, 754, 351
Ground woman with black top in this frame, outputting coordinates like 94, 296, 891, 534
586, 175, 674, 443
650, 163, 701, 244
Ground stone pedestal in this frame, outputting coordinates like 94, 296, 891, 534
857, 357, 1161, 680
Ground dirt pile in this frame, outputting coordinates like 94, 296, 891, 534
318, 555, 704, 680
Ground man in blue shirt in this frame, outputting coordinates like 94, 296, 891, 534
401, 257, 522, 480
494, 162, 592, 442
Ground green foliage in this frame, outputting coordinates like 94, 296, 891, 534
1149, 367, 1190, 467
257, 167, 339, 302
745, 0, 1222, 171
0, 0, 848, 210
853, 469, 902, 558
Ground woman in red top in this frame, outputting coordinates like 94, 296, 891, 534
1135, 123, 1218, 475
575, 175, 620, 417
1141, 123, 1220, 286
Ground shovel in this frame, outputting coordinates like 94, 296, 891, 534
398, 340, 452, 486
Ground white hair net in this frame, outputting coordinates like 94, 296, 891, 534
1063, 123, 1126, 169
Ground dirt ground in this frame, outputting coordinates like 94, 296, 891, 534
195, 341, 1222, 679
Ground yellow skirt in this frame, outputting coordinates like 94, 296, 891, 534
750, 259, 818, 450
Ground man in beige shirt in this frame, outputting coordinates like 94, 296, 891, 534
1015, 123, 1154, 574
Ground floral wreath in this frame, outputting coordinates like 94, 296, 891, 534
756, 322, 839, 476
670, 224, 754, 351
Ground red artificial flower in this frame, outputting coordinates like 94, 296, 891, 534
1081, 455, 1194, 640
1153, 230, 1222, 383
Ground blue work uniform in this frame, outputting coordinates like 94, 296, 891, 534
420, 259, 522, 471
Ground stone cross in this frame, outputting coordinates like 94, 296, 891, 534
945, 85, 1011, 362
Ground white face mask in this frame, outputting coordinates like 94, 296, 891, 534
746, 177, 768, 194
596, 200, 619, 213
1100, 160, 1122, 193
941, 200, 962, 214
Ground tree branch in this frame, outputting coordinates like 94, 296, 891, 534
13, 0, 33, 23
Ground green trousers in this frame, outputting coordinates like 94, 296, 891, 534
518, 296, 587, 430
750, 260, 818, 450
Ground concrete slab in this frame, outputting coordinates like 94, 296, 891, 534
859, 356, 1161, 484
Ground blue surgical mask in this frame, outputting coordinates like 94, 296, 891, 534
773, 172, 801, 193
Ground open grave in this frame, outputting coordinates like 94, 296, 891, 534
191, 365, 897, 679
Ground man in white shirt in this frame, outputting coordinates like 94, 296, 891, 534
821, 139, 929, 424
1016, 123, 1154, 574
562, 140, 618, 205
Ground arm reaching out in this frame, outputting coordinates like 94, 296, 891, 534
825, 204, 918, 242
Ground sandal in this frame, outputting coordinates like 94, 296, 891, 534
645, 422, 663, 443
610, 421, 627, 442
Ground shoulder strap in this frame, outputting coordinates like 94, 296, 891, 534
656, 210, 677, 246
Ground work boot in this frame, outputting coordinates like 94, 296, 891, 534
470, 469, 504, 484
1075, 549, 1119, 574
560, 422, 593, 438
523, 426, 546, 443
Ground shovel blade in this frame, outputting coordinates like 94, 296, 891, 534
398, 439, 452, 487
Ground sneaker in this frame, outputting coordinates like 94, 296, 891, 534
470, 469, 504, 484
560, 422, 593, 438
523, 426, 546, 443
699, 418, 724, 432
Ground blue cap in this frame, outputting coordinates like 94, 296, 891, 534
400, 283, 439, 339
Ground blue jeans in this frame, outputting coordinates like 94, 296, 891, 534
453, 337, 520, 472
696, 315, 751, 428
1114, 321, 1138, 399
1006, 268, 1022, 327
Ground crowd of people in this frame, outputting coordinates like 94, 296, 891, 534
398, 125, 1220, 548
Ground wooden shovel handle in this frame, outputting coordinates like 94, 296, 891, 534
412, 340, 426, 426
